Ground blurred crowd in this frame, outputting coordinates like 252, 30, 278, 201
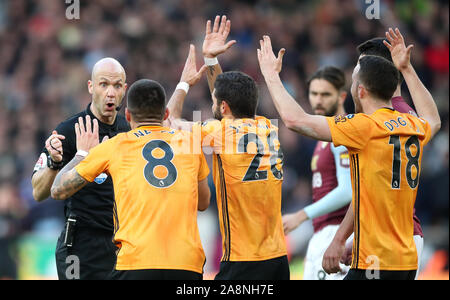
0, 0, 448, 279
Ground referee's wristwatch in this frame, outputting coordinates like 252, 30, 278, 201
47, 155, 64, 170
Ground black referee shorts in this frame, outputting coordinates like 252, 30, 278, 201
110, 269, 203, 280
55, 227, 117, 280
214, 255, 290, 280
344, 269, 417, 280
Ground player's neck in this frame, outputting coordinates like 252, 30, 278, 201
392, 85, 402, 98
131, 119, 163, 129
363, 97, 393, 115
336, 105, 346, 116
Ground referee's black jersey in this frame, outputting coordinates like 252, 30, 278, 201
33, 104, 130, 233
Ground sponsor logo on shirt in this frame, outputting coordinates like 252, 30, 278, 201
94, 173, 108, 185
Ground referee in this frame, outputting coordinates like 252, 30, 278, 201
31, 58, 130, 280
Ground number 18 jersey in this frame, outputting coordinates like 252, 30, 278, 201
326, 108, 432, 271
196, 116, 287, 262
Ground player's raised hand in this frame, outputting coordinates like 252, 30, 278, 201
257, 35, 285, 78
45, 131, 65, 162
75, 115, 99, 152
384, 27, 414, 72
203, 15, 237, 58
180, 44, 208, 87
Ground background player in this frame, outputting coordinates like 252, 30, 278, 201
258, 28, 440, 279
50, 77, 211, 280
31, 58, 130, 279
167, 16, 289, 280
282, 66, 353, 280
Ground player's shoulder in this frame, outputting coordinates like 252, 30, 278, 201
331, 113, 368, 125
200, 118, 222, 134
54, 110, 86, 135
255, 115, 279, 130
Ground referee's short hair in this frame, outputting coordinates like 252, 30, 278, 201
127, 79, 166, 121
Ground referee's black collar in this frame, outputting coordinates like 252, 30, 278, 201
85, 103, 119, 130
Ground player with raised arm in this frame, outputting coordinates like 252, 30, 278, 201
282, 67, 353, 280
167, 15, 289, 280
350, 37, 424, 279
257, 28, 440, 280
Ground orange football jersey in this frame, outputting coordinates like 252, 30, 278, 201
196, 116, 287, 262
75, 125, 209, 273
327, 108, 432, 271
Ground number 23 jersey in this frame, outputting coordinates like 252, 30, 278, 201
196, 116, 287, 262
326, 108, 432, 271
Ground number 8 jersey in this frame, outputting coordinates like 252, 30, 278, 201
196, 116, 287, 262
326, 108, 432, 271
75, 125, 209, 273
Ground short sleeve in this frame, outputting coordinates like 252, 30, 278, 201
198, 153, 210, 181
326, 114, 373, 152
75, 138, 114, 182
418, 117, 433, 146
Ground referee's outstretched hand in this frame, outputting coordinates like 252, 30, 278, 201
75, 115, 100, 152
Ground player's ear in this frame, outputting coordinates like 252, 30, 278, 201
221, 101, 230, 114
88, 80, 94, 95
358, 84, 365, 100
163, 108, 169, 121
125, 108, 131, 122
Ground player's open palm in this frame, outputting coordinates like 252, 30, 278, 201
257, 35, 285, 78
203, 15, 236, 58
384, 27, 414, 72
180, 44, 207, 87
75, 115, 100, 152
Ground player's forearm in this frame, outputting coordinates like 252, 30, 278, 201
167, 89, 188, 120
51, 156, 88, 200
206, 63, 222, 95
264, 74, 332, 141
332, 205, 354, 245
31, 168, 58, 202
304, 185, 352, 220
401, 64, 441, 136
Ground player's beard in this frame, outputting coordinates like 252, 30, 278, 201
315, 100, 339, 117
213, 106, 223, 121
